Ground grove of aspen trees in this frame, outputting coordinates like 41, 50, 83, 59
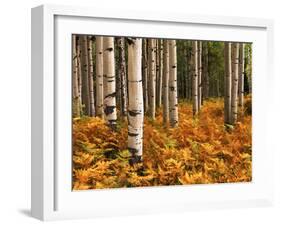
72, 35, 252, 190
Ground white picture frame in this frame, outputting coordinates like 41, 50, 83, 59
31, 4, 274, 221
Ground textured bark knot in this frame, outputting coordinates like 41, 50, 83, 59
106, 47, 114, 52
105, 92, 116, 99
128, 110, 142, 117
104, 106, 116, 115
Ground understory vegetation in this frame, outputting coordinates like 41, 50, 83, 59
72, 96, 252, 190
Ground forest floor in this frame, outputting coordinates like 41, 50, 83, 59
72, 96, 252, 190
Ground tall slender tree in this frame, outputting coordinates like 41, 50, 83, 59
87, 36, 95, 116
224, 42, 232, 125
162, 40, 169, 126
72, 35, 81, 117
156, 39, 163, 108
238, 43, 245, 109
77, 38, 82, 107
192, 41, 199, 115
79, 35, 90, 115
169, 40, 179, 127
148, 39, 156, 119
127, 38, 143, 164
117, 37, 128, 116
203, 42, 209, 100
95, 36, 104, 118
198, 41, 202, 109
142, 39, 149, 113
231, 43, 239, 124
103, 37, 117, 129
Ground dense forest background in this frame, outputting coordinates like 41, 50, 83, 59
72, 36, 252, 190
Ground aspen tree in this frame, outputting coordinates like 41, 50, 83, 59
117, 38, 127, 116
142, 39, 149, 113
148, 39, 156, 119
224, 42, 232, 125
103, 37, 117, 129
77, 38, 82, 106
95, 36, 104, 118
79, 36, 90, 115
192, 41, 199, 115
72, 35, 80, 117
198, 41, 202, 109
238, 43, 245, 109
156, 39, 163, 108
231, 43, 239, 124
162, 40, 169, 126
127, 38, 143, 164
87, 36, 95, 116
203, 42, 209, 99
169, 40, 179, 127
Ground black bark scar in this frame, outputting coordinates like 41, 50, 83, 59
128, 110, 142, 117
105, 92, 116, 99
104, 106, 116, 115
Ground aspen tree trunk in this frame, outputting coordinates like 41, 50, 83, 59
156, 40, 160, 108
184, 44, 189, 100
116, 39, 122, 110
169, 40, 179, 127
188, 47, 193, 100
192, 41, 199, 115
79, 36, 90, 115
203, 42, 209, 99
224, 42, 232, 124
95, 36, 104, 118
156, 39, 163, 108
143, 40, 149, 113
248, 47, 252, 93
87, 36, 95, 116
231, 43, 239, 124
77, 39, 82, 106
238, 43, 245, 108
148, 39, 156, 119
162, 40, 169, 126
117, 38, 127, 116
127, 38, 143, 164
197, 41, 202, 109
72, 35, 80, 117
103, 37, 117, 129
142, 39, 149, 113
146, 41, 151, 110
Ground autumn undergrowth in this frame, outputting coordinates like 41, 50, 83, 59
72, 96, 252, 190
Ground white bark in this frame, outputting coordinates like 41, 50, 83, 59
231, 43, 239, 124
127, 38, 143, 164
198, 41, 202, 109
163, 40, 169, 126
156, 39, 163, 108
224, 42, 232, 124
238, 43, 245, 108
77, 42, 82, 106
192, 41, 199, 115
103, 37, 117, 129
95, 36, 104, 118
72, 35, 80, 117
142, 39, 149, 113
79, 36, 90, 115
148, 39, 156, 119
169, 40, 178, 127
87, 36, 95, 116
